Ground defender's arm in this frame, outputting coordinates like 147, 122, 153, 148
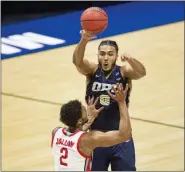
83, 84, 132, 149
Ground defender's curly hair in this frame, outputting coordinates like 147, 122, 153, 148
60, 100, 82, 128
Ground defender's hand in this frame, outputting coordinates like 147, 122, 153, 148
108, 83, 128, 103
87, 96, 104, 119
80, 30, 97, 41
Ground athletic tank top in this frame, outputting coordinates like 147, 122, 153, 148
51, 128, 91, 171
85, 65, 131, 131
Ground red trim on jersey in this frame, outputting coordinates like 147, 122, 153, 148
85, 157, 92, 172
62, 128, 66, 135
77, 132, 91, 159
62, 128, 80, 136
51, 127, 60, 148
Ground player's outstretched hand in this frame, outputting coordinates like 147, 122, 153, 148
80, 30, 97, 41
87, 96, 104, 119
120, 53, 132, 62
108, 83, 128, 103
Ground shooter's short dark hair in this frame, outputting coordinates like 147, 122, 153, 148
98, 40, 119, 53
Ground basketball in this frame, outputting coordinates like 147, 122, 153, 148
80, 7, 108, 34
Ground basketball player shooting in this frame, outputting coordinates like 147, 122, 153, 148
72, 30, 146, 171
51, 84, 131, 171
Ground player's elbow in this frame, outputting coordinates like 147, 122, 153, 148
122, 131, 132, 142
134, 70, 146, 80
72, 54, 77, 65
119, 130, 132, 142
141, 68, 146, 77
138, 67, 146, 78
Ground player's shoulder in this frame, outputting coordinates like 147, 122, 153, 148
52, 127, 61, 136
80, 130, 105, 150
51, 127, 62, 148
78, 131, 91, 148
82, 130, 101, 142
118, 64, 127, 78
91, 63, 99, 74
86, 63, 99, 78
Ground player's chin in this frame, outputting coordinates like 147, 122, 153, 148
103, 68, 111, 71
102, 65, 111, 71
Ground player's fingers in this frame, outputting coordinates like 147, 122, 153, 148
120, 56, 123, 61
91, 35, 97, 39
97, 106, 104, 113
115, 84, 124, 97
107, 91, 116, 99
87, 96, 90, 104
117, 83, 121, 89
125, 84, 129, 92
119, 83, 124, 91
116, 83, 120, 93
116, 89, 123, 97
117, 84, 123, 95
89, 32, 94, 36
123, 52, 131, 58
112, 86, 117, 95
90, 96, 94, 104
123, 54, 131, 61
125, 57, 129, 61
121, 55, 125, 62
93, 97, 99, 106
124, 84, 129, 96
86, 31, 93, 36
80, 30, 86, 34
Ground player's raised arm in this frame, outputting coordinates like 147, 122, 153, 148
73, 30, 98, 76
120, 54, 146, 80
83, 83, 132, 148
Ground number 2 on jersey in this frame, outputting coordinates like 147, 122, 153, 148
60, 147, 68, 166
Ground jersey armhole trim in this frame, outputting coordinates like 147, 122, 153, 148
51, 127, 61, 148
77, 132, 91, 159
84, 156, 92, 172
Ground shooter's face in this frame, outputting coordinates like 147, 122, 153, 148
98, 45, 118, 71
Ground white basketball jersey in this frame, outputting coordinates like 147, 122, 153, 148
51, 127, 92, 171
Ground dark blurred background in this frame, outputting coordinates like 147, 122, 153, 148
1, 1, 130, 26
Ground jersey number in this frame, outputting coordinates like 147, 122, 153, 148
100, 94, 110, 106
60, 147, 68, 166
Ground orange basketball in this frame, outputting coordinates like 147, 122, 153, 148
80, 7, 108, 34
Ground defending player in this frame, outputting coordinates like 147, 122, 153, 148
51, 83, 131, 171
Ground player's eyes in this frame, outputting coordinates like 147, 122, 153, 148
100, 52, 114, 56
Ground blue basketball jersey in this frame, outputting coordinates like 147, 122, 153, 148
85, 65, 131, 131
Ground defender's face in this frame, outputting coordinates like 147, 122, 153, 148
98, 45, 118, 71
81, 105, 88, 125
